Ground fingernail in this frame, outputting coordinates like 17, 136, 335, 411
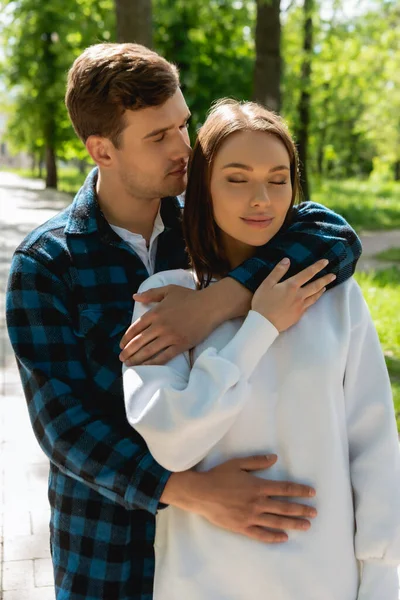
265, 454, 276, 460
330, 274, 336, 281
281, 258, 290, 265
322, 259, 329, 266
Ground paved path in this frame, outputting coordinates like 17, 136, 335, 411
0, 171, 399, 599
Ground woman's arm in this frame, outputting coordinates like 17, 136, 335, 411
344, 282, 400, 599
123, 273, 278, 472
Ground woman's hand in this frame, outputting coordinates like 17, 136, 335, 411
251, 258, 336, 332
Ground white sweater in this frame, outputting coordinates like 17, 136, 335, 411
123, 269, 400, 600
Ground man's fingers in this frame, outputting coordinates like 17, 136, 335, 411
262, 480, 316, 498
120, 316, 151, 350
256, 513, 311, 531
123, 336, 174, 366
288, 258, 329, 288
119, 327, 157, 361
143, 346, 179, 366
264, 258, 291, 287
264, 499, 317, 519
238, 454, 278, 472
133, 285, 170, 304
246, 526, 288, 544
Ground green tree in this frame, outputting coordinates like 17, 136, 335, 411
0, 0, 115, 188
253, 0, 281, 111
115, 0, 152, 46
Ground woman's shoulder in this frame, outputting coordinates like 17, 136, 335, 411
137, 269, 197, 294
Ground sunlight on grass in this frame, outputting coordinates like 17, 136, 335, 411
355, 267, 400, 430
312, 179, 400, 232
374, 247, 400, 262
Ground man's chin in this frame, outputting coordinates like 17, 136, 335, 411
163, 174, 187, 197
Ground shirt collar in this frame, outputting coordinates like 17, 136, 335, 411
65, 167, 182, 237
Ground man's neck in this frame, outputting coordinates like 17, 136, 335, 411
96, 170, 160, 244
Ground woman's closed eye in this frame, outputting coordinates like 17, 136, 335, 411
270, 180, 288, 185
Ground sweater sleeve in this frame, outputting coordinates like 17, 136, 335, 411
228, 201, 362, 293
123, 273, 279, 472
343, 282, 400, 599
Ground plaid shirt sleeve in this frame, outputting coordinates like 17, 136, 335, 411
6, 250, 170, 514
228, 201, 362, 292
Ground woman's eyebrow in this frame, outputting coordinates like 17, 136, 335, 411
222, 162, 253, 171
222, 163, 290, 172
269, 165, 290, 173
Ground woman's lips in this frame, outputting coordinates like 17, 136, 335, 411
240, 216, 274, 229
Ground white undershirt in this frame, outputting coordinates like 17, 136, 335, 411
109, 208, 164, 275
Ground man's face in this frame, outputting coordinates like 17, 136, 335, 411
111, 88, 191, 200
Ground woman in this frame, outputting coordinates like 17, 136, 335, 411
123, 100, 400, 599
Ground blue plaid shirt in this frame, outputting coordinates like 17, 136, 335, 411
6, 168, 361, 599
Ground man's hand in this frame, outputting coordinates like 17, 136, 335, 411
252, 257, 336, 332
120, 284, 213, 366
160, 455, 317, 544
119, 258, 335, 366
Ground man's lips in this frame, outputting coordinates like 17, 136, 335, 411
168, 165, 188, 176
241, 216, 274, 228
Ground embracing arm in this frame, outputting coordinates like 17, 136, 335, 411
120, 203, 360, 365
344, 283, 400, 599
123, 275, 278, 472
228, 201, 362, 293
6, 251, 169, 513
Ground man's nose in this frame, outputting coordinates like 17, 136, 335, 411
171, 130, 191, 161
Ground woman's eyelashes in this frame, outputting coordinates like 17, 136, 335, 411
226, 178, 288, 185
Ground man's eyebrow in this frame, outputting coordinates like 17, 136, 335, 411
143, 112, 191, 140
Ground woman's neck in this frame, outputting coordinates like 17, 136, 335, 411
220, 231, 256, 271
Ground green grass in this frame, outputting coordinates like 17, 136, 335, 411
374, 247, 400, 262
355, 267, 400, 431
312, 178, 400, 232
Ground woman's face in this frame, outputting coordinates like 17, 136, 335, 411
210, 129, 293, 266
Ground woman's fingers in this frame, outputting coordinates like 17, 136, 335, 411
302, 273, 336, 299
263, 258, 291, 287
287, 258, 329, 288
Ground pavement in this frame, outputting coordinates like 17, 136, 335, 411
0, 170, 399, 599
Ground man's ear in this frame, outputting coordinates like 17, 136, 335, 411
86, 135, 114, 168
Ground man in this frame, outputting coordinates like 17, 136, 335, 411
6, 43, 361, 599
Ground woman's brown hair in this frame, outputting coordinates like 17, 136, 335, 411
183, 99, 301, 289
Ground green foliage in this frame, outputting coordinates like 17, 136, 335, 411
355, 267, 400, 430
374, 248, 400, 263
153, 0, 256, 135
0, 0, 115, 166
312, 178, 400, 232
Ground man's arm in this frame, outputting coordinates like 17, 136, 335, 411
6, 250, 169, 513
7, 250, 317, 542
120, 203, 358, 365
228, 201, 361, 293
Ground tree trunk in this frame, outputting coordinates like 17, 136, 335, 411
394, 160, 400, 181
45, 144, 57, 188
115, 0, 152, 47
295, 0, 314, 201
253, 0, 281, 111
